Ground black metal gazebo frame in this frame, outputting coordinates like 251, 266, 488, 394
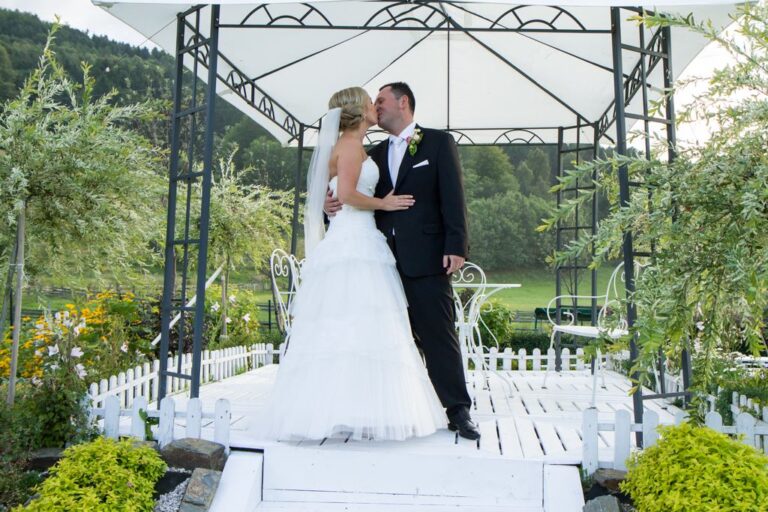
157, 1, 694, 444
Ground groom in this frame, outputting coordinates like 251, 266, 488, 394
326, 82, 479, 440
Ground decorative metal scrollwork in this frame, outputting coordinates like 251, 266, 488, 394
493, 129, 545, 145
239, 3, 333, 27
491, 6, 587, 31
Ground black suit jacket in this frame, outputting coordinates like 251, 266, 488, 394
369, 126, 469, 277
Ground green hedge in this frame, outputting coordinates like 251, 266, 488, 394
621, 423, 768, 512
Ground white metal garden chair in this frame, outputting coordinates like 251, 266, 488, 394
269, 248, 304, 350
543, 261, 645, 406
452, 261, 516, 398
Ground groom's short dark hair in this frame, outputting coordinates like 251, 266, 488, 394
380, 82, 415, 114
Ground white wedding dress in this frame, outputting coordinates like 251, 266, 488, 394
260, 157, 446, 441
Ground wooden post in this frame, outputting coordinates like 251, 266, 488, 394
614, 409, 631, 470
158, 397, 176, 447
214, 399, 231, 452
104, 395, 121, 440
131, 396, 148, 439
186, 397, 202, 438
582, 407, 599, 475
643, 410, 659, 448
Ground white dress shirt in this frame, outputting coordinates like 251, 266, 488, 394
388, 121, 416, 187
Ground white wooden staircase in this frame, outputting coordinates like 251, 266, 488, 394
211, 444, 584, 512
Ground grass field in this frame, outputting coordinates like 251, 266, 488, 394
22, 265, 618, 315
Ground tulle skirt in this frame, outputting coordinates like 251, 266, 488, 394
259, 211, 446, 441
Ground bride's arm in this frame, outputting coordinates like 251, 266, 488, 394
336, 150, 414, 212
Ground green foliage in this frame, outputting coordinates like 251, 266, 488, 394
621, 423, 768, 512
0, 23, 166, 286
208, 152, 294, 274
713, 368, 768, 424
20, 312, 98, 448
468, 191, 553, 270
460, 146, 520, 200
18, 437, 167, 512
205, 284, 266, 349
0, 392, 41, 510
539, 3, 768, 392
477, 299, 517, 347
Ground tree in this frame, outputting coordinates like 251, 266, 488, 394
540, 3, 768, 400
468, 191, 552, 270
206, 152, 294, 341
0, 25, 165, 403
0, 43, 15, 102
459, 146, 519, 201
515, 148, 551, 199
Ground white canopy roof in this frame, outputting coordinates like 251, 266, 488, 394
94, 1, 739, 145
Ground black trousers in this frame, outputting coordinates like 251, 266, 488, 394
390, 239, 472, 421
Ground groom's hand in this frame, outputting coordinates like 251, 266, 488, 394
324, 189, 343, 217
443, 255, 465, 275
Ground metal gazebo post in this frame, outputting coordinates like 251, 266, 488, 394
290, 124, 306, 257
610, 6, 643, 443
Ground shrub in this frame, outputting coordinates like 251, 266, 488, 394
18, 437, 167, 512
621, 423, 768, 512
0, 392, 40, 510
205, 284, 264, 349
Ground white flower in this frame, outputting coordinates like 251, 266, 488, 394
120, 342, 128, 353
225, 316, 232, 324
229, 295, 236, 304
63, 311, 70, 319
211, 302, 220, 312
54, 312, 61, 321
31, 376, 41, 386
49, 363, 59, 371
35, 323, 45, 330
75, 364, 87, 379
242, 313, 251, 323
70, 347, 84, 358
48, 345, 60, 356
695, 321, 705, 331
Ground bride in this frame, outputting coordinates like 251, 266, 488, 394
260, 87, 446, 441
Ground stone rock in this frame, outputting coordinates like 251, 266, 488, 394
27, 447, 64, 472
131, 440, 159, 452
583, 495, 622, 512
179, 468, 222, 512
594, 468, 628, 493
161, 438, 226, 471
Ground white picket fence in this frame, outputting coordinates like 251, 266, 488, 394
88, 343, 280, 409
90, 395, 232, 449
468, 346, 616, 372
582, 397, 768, 475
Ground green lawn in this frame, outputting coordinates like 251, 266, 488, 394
22, 265, 620, 316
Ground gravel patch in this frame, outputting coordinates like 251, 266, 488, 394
154, 477, 190, 512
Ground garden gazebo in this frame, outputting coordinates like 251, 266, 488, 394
95, 0, 739, 430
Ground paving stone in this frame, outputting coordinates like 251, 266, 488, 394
179, 468, 222, 512
161, 438, 226, 471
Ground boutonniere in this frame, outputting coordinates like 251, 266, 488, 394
407, 128, 423, 156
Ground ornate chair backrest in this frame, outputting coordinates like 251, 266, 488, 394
597, 260, 648, 332
269, 248, 303, 336
451, 261, 491, 348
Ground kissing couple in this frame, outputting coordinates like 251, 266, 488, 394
260, 82, 480, 442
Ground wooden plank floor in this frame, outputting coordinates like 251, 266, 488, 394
146, 365, 680, 467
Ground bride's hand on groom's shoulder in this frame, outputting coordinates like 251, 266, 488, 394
324, 189, 343, 217
380, 190, 415, 212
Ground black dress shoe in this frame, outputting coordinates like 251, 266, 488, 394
448, 418, 481, 440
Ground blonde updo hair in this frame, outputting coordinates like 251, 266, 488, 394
328, 86, 368, 131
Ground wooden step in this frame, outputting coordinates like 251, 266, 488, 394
261, 443, 544, 509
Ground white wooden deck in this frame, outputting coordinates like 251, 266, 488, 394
136, 365, 680, 511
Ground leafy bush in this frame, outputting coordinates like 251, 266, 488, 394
621, 423, 768, 512
204, 284, 265, 349
18, 437, 167, 512
713, 368, 768, 424
0, 392, 41, 510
